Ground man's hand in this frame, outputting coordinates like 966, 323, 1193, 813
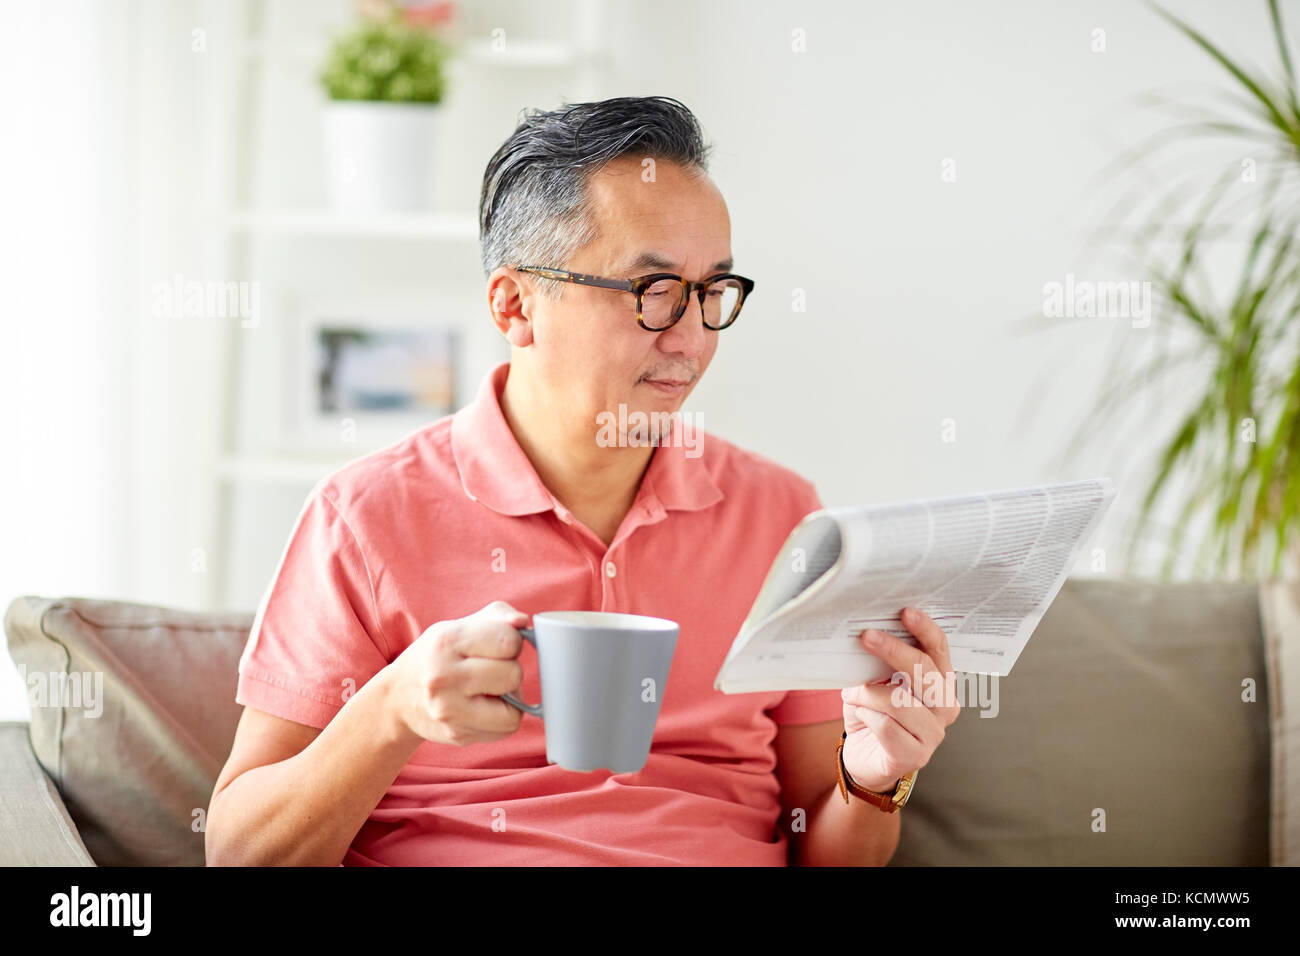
839, 606, 961, 792
387, 600, 529, 748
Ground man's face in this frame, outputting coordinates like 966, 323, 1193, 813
523, 156, 733, 436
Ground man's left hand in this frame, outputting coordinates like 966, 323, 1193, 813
839, 606, 961, 793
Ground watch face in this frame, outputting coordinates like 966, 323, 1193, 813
894, 771, 918, 806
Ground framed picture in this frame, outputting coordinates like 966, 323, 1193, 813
283, 297, 460, 453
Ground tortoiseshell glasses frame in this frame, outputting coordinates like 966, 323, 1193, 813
515, 265, 755, 332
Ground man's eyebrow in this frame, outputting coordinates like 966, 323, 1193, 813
618, 252, 734, 275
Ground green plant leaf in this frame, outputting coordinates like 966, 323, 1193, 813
1147, 1, 1297, 143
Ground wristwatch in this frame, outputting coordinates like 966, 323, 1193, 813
835, 731, 918, 812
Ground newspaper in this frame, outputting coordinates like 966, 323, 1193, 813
714, 477, 1116, 693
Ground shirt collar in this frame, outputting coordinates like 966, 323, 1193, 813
450, 361, 723, 518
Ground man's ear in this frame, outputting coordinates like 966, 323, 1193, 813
487, 269, 533, 347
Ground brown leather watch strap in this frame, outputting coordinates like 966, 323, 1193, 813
836, 731, 905, 812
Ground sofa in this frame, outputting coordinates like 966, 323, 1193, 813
3, 576, 1298, 866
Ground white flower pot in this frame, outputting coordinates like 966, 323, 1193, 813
322, 101, 439, 213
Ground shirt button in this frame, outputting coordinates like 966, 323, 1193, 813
605, 561, 617, 578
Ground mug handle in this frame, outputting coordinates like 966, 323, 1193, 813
501, 627, 543, 717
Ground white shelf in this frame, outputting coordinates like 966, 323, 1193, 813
216, 456, 354, 486
236, 36, 587, 69
226, 209, 478, 240
459, 38, 585, 68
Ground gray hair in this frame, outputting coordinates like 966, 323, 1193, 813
478, 95, 714, 300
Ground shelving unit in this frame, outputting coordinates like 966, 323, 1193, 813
201, 0, 607, 610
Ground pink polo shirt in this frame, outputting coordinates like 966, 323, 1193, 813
236, 360, 842, 866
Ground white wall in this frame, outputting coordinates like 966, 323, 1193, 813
2, 0, 1289, 720
628, 0, 1273, 579
0, 3, 138, 719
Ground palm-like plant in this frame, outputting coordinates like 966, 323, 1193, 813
1042, 0, 1300, 580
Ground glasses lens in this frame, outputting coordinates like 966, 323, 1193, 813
639, 278, 687, 329
703, 278, 744, 328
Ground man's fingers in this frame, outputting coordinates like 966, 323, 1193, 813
845, 683, 944, 750
859, 611, 959, 718
860, 625, 933, 682
899, 606, 955, 676
453, 603, 530, 660
459, 655, 526, 698
847, 698, 930, 768
459, 692, 526, 737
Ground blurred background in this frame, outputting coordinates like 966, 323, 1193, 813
2, 0, 1298, 721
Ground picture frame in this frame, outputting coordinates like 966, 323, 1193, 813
280, 295, 461, 454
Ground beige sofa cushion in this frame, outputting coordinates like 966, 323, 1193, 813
4, 596, 252, 866
0, 721, 94, 865
890, 577, 1270, 865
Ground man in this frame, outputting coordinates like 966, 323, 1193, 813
206, 95, 958, 866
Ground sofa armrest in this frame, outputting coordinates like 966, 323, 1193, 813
0, 721, 95, 866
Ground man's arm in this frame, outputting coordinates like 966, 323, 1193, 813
774, 718, 901, 866
208, 601, 530, 866
206, 664, 423, 866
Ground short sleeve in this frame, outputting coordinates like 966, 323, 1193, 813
768, 689, 845, 726
765, 475, 846, 727
236, 485, 392, 729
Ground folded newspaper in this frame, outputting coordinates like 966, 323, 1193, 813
714, 477, 1116, 692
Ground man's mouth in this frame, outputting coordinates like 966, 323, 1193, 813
640, 376, 691, 396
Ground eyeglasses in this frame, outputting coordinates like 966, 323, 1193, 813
515, 265, 755, 331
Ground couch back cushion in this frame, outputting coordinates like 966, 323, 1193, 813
2, 578, 1277, 866
890, 577, 1270, 865
5, 596, 252, 866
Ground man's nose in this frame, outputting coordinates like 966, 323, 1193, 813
658, 295, 709, 357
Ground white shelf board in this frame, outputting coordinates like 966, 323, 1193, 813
236, 36, 585, 69
226, 209, 478, 240
216, 456, 354, 486
459, 38, 583, 68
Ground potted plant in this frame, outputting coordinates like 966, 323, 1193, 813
1023, 0, 1300, 581
319, 1, 456, 212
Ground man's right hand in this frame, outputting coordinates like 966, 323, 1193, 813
387, 601, 530, 748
